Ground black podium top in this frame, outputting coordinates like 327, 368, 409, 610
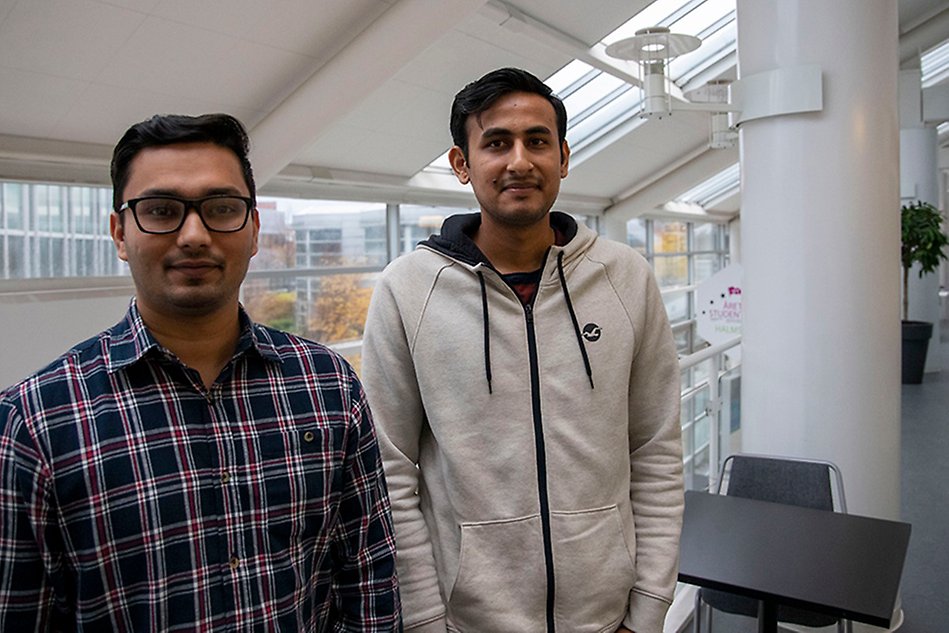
679, 490, 911, 628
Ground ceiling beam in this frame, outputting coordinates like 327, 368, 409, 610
602, 145, 738, 239
250, 0, 488, 186
483, 0, 642, 85
899, 4, 949, 68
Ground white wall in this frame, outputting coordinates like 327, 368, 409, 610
0, 288, 132, 389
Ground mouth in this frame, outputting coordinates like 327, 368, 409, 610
167, 259, 222, 277
500, 181, 540, 193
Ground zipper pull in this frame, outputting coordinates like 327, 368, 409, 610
525, 303, 534, 324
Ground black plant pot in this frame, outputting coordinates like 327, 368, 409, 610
901, 320, 933, 384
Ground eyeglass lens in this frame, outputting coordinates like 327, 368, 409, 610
134, 197, 248, 233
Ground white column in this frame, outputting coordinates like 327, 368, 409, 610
738, 0, 901, 520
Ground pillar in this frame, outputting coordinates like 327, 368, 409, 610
738, 0, 901, 520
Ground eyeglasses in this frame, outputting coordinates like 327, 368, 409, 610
118, 195, 253, 234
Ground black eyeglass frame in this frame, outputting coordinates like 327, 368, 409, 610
117, 194, 254, 235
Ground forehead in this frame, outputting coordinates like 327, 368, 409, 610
466, 91, 558, 137
123, 142, 247, 198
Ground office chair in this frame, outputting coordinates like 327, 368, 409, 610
693, 453, 853, 633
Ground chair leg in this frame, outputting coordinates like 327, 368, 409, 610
692, 591, 712, 633
693, 591, 702, 633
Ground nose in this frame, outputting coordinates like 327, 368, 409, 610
176, 206, 212, 249
507, 140, 533, 174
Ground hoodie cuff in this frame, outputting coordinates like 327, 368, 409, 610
623, 590, 672, 633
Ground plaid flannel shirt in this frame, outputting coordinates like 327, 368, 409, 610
0, 302, 400, 632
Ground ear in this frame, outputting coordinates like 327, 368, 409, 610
250, 208, 260, 257
110, 212, 129, 262
560, 140, 570, 179
448, 146, 469, 185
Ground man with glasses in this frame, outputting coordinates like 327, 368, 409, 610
0, 113, 401, 631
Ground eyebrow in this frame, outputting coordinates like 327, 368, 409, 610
136, 186, 246, 198
479, 125, 554, 139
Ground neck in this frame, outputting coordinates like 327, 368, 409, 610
474, 215, 554, 274
137, 301, 242, 388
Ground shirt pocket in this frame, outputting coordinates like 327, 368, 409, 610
256, 427, 332, 546
447, 514, 547, 632
552, 505, 637, 632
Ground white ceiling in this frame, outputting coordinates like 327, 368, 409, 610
0, 0, 947, 222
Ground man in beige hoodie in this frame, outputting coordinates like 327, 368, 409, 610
362, 67, 684, 633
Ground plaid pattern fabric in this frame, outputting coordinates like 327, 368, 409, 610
0, 303, 400, 632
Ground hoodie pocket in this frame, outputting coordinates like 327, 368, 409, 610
552, 505, 637, 631
447, 514, 548, 632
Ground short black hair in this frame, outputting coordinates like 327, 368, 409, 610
110, 113, 256, 212
450, 67, 568, 159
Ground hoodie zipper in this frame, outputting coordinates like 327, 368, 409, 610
524, 302, 556, 632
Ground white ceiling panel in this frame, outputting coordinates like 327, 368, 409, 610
49, 83, 265, 147
0, 0, 146, 82
0, 68, 88, 138
505, 0, 653, 46
96, 16, 314, 113
147, 0, 392, 57
453, 7, 576, 70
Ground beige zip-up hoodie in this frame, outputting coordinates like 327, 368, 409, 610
362, 212, 683, 633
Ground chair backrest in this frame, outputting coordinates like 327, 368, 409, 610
718, 454, 847, 513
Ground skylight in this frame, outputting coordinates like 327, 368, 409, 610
675, 162, 739, 208
921, 37, 949, 88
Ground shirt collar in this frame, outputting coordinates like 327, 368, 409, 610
106, 300, 282, 373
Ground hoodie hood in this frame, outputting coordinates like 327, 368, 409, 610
421, 211, 580, 269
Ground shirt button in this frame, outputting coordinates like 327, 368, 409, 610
229, 557, 240, 570
303, 431, 315, 443
221, 472, 230, 484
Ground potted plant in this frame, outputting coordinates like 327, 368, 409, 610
901, 200, 949, 384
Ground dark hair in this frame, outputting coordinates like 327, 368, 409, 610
110, 113, 256, 212
450, 67, 568, 159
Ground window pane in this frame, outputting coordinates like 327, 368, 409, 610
653, 255, 688, 287
400, 205, 473, 256
8, 236, 24, 277
4, 183, 24, 229
693, 222, 718, 251
653, 220, 687, 254
663, 291, 689, 323
626, 218, 647, 254
694, 253, 722, 284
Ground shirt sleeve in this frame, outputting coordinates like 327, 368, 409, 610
361, 272, 448, 632
0, 398, 59, 632
622, 266, 685, 633
330, 371, 402, 632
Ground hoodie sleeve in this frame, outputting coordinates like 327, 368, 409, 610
361, 265, 448, 633
620, 259, 685, 633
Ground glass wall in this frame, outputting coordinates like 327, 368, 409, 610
626, 216, 730, 354
0, 181, 125, 279
626, 216, 733, 489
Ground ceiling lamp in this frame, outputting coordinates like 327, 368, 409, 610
606, 27, 824, 149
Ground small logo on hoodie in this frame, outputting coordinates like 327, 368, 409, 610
582, 323, 601, 342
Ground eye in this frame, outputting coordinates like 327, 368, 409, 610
205, 201, 242, 218
138, 200, 179, 218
